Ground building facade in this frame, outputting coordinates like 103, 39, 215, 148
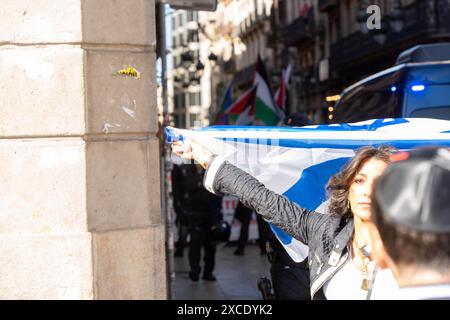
197, 0, 329, 124
170, 9, 203, 128
197, 0, 276, 123
273, 0, 328, 122
169, 0, 450, 126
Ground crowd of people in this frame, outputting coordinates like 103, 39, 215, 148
170, 113, 450, 300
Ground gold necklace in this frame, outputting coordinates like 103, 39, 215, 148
351, 242, 370, 290
359, 251, 371, 291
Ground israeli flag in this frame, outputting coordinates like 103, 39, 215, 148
166, 118, 450, 262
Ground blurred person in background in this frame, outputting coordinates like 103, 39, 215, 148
284, 112, 314, 127
173, 162, 222, 281
188, 164, 222, 281
233, 201, 269, 256
172, 163, 190, 257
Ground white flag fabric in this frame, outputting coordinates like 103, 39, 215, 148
166, 118, 450, 262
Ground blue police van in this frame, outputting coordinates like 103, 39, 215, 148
333, 43, 450, 122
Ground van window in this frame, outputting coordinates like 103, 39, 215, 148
334, 72, 401, 123
408, 65, 450, 85
334, 87, 398, 122
404, 84, 450, 120
410, 107, 450, 120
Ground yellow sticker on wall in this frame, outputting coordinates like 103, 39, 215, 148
115, 66, 141, 79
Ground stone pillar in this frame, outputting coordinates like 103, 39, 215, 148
0, 0, 166, 299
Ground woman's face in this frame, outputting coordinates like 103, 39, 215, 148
348, 158, 388, 221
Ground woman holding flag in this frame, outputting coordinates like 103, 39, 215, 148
172, 140, 399, 299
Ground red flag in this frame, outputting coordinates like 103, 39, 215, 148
274, 64, 291, 110
225, 85, 257, 115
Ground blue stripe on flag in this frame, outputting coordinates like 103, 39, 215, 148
165, 127, 184, 143
201, 118, 410, 132
283, 157, 351, 211
270, 224, 292, 245
315, 118, 409, 131
219, 138, 450, 149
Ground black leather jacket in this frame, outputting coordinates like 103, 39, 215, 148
205, 158, 355, 299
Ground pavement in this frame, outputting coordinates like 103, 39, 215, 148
173, 242, 271, 300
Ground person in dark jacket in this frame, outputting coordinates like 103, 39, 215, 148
233, 201, 253, 255
172, 140, 399, 299
368, 147, 450, 299
172, 163, 191, 257
233, 201, 269, 256
173, 163, 222, 281
284, 112, 314, 127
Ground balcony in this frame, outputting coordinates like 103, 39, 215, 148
266, 31, 277, 48
238, 8, 270, 38
283, 16, 315, 47
319, 0, 338, 12
232, 64, 254, 88
330, 0, 449, 72
222, 58, 236, 74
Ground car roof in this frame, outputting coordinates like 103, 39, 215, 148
341, 60, 450, 96
396, 43, 450, 64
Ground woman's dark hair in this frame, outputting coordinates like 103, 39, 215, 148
326, 145, 397, 218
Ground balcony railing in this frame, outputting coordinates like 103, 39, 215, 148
319, 0, 338, 12
283, 15, 315, 47
233, 64, 255, 88
237, 5, 271, 38
330, 0, 448, 70
222, 58, 236, 74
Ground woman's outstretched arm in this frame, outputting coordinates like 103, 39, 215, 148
171, 139, 328, 244
203, 156, 328, 245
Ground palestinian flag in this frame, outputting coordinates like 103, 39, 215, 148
253, 56, 284, 125
224, 85, 257, 125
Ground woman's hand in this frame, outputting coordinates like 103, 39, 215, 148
171, 139, 216, 169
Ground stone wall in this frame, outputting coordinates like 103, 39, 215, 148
0, 0, 166, 299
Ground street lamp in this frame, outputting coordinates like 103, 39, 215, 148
192, 61, 205, 83
208, 52, 218, 62
196, 60, 205, 74
181, 51, 194, 67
